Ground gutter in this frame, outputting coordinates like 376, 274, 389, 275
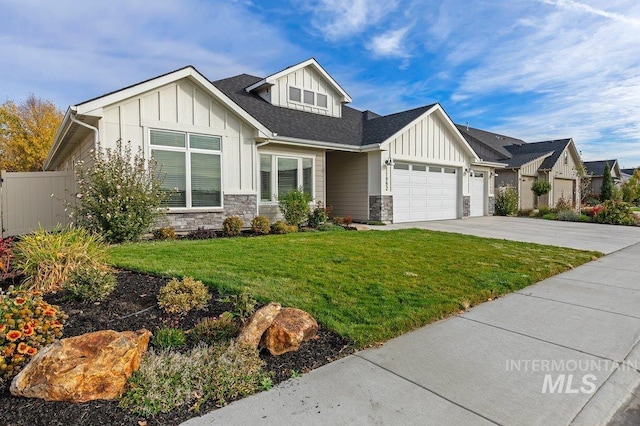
68, 107, 99, 151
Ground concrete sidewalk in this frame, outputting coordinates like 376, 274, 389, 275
184, 226, 640, 425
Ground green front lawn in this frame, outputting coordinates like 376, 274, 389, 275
109, 229, 600, 347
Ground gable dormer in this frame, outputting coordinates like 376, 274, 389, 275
246, 58, 352, 118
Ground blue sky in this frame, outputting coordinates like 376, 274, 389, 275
1, 0, 639, 167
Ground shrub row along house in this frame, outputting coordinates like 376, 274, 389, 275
43, 58, 582, 230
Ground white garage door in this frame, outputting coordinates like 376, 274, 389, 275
470, 172, 485, 217
393, 163, 458, 223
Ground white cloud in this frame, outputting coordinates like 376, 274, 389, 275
297, 0, 399, 40
367, 27, 411, 58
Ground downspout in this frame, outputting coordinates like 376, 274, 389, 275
69, 109, 99, 151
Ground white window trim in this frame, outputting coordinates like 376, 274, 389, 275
259, 153, 315, 204
287, 85, 328, 110
149, 128, 224, 211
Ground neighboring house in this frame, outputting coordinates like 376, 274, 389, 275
44, 59, 503, 230
456, 125, 582, 209
620, 168, 637, 182
583, 160, 621, 197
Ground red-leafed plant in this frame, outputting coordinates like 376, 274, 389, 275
0, 238, 13, 277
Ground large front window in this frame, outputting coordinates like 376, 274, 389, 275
260, 154, 313, 202
151, 129, 222, 208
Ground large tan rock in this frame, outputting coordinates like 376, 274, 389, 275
260, 308, 319, 356
10, 329, 151, 402
236, 302, 282, 348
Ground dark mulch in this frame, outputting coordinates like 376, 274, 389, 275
0, 271, 354, 426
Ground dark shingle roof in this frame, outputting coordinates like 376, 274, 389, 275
212, 73, 438, 148
621, 168, 638, 175
505, 151, 553, 168
506, 139, 572, 170
584, 160, 617, 177
455, 124, 526, 159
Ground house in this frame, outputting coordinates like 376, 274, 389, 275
583, 160, 621, 197
621, 168, 638, 182
456, 125, 582, 210
44, 58, 503, 230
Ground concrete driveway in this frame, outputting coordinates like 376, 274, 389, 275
380, 216, 640, 254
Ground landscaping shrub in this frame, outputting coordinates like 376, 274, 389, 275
152, 327, 187, 350
186, 227, 217, 240
344, 215, 353, 226
555, 197, 573, 212
13, 225, 111, 293
307, 202, 330, 229
317, 223, 346, 232
152, 227, 176, 241
332, 216, 344, 226
250, 216, 270, 235
594, 200, 637, 226
494, 186, 518, 216
62, 266, 116, 302
538, 206, 552, 216
73, 140, 167, 244
0, 237, 12, 277
531, 180, 551, 197
518, 209, 534, 217
189, 312, 238, 345
278, 189, 312, 226
542, 213, 558, 220
0, 287, 67, 385
600, 163, 614, 201
557, 210, 581, 222
270, 220, 298, 234
120, 342, 269, 415
219, 293, 257, 321
157, 277, 211, 315
222, 216, 244, 237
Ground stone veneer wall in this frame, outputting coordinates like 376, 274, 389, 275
162, 194, 257, 231
462, 195, 471, 217
488, 196, 495, 216
369, 195, 393, 222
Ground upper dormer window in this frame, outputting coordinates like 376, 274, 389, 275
303, 90, 314, 105
289, 86, 328, 109
289, 87, 301, 103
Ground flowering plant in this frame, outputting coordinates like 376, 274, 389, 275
0, 286, 67, 383
0, 237, 12, 276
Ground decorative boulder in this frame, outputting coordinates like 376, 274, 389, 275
260, 308, 319, 356
10, 329, 151, 403
236, 302, 282, 348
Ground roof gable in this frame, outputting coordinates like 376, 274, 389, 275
245, 58, 352, 104
584, 160, 620, 177
506, 138, 574, 170
456, 124, 526, 160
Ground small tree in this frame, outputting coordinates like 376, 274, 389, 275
622, 169, 640, 204
278, 189, 312, 226
531, 180, 552, 208
494, 185, 518, 216
73, 140, 167, 243
600, 163, 614, 202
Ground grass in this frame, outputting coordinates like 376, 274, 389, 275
109, 229, 601, 347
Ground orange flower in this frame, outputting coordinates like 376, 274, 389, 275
13, 297, 26, 306
26, 347, 37, 356
17, 343, 29, 354
6, 330, 21, 342
0, 324, 5, 333
50, 320, 62, 328
22, 326, 34, 337
43, 308, 56, 316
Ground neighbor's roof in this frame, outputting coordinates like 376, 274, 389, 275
455, 124, 526, 159
504, 151, 553, 168
506, 139, 573, 170
583, 160, 618, 176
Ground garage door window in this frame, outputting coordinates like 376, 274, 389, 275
394, 163, 409, 170
444, 168, 456, 174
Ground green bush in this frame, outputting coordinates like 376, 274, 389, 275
332, 216, 344, 225
152, 327, 187, 350
594, 200, 637, 226
317, 223, 346, 232
62, 267, 117, 302
557, 210, 581, 222
542, 213, 558, 220
278, 189, 312, 226
494, 186, 518, 216
152, 227, 176, 241
157, 277, 211, 315
531, 180, 552, 197
307, 202, 330, 228
223, 216, 244, 237
219, 293, 257, 321
250, 216, 270, 235
120, 342, 269, 415
13, 225, 111, 293
270, 220, 298, 234
0, 287, 67, 385
73, 140, 167, 244
189, 312, 238, 345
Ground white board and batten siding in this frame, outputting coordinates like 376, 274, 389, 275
257, 67, 342, 118
100, 79, 258, 194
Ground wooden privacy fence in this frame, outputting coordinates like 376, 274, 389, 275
0, 170, 76, 238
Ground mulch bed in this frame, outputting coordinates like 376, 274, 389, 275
0, 271, 354, 426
